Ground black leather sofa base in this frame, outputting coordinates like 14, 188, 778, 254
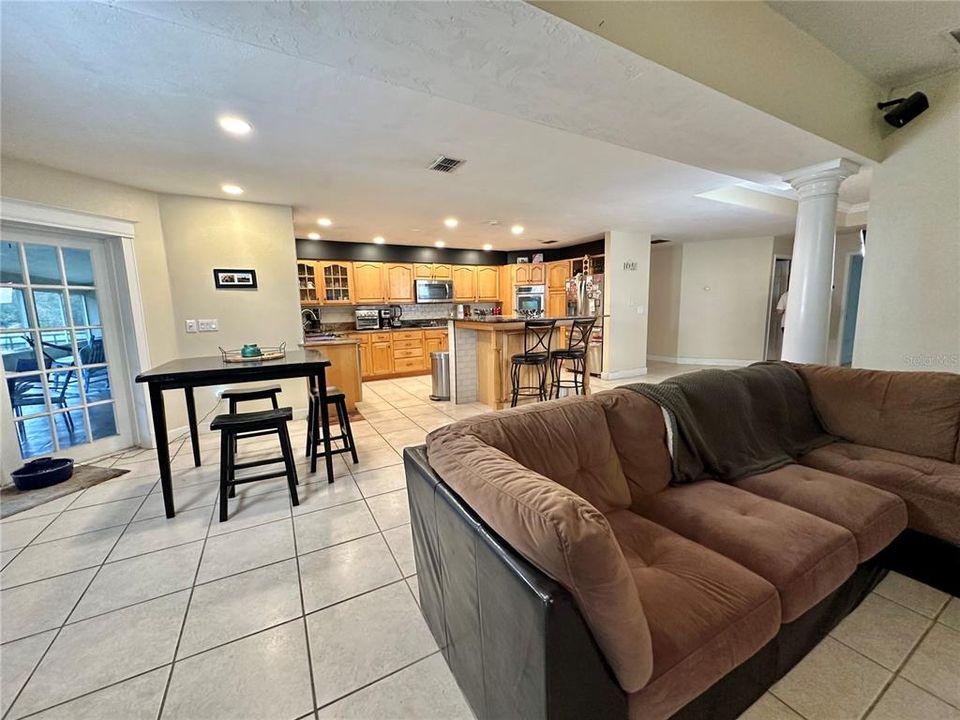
878, 528, 960, 597
405, 446, 888, 720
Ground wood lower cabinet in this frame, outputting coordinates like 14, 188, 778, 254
353, 262, 385, 304
350, 328, 448, 380
452, 266, 477, 301
384, 263, 414, 302
371, 339, 393, 376
424, 328, 448, 356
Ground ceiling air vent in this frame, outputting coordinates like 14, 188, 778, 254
539, 240, 558, 245
651, 239, 671, 245
427, 155, 465, 173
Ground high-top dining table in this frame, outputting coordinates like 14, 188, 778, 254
135, 349, 333, 518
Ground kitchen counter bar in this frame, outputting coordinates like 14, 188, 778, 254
301, 339, 363, 410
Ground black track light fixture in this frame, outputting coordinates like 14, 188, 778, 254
877, 92, 929, 128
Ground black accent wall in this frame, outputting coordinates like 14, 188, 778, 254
505, 238, 605, 264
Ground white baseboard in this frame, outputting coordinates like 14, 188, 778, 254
647, 355, 679, 363
602, 367, 648, 380
675, 357, 755, 367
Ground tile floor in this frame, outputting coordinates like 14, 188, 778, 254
2, 364, 957, 720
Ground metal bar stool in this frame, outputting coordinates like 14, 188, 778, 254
510, 319, 557, 407
210, 407, 299, 522
550, 318, 597, 399
305, 379, 359, 476
220, 385, 283, 453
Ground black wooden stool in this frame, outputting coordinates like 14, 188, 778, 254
550, 317, 597, 399
510, 319, 556, 407
220, 385, 283, 452
306, 382, 359, 473
210, 407, 299, 522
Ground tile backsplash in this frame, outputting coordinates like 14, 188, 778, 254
313, 303, 497, 326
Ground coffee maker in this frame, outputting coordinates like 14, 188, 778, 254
389, 305, 403, 328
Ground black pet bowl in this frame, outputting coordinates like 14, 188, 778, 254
11, 457, 74, 491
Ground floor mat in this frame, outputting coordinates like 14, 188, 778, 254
1, 464, 130, 518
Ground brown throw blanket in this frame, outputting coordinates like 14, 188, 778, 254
625, 362, 835, 484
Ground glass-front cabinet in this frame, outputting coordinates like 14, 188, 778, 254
297, 262, 318, 304
319, 262, 353, 304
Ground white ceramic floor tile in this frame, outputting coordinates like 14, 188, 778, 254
365, 489, 410, 530
737, 692, 804, 720
197, 518, 295, 584
383, 524, 416, 577
875, 572, 950, 618
406, 575, 420, 607
900, 622, 960, 708
292, 476, 363, 516
353, 465, 407, 498
1, 630, 57, 715
25, 667, 169, 720
33, 498, 142, 544
162, 620, 314, 720
206, 488, 294, 537
344, 448, 402, 475
10, 591, 189, 717
179, 559, 302, 658
108, 506, 210, 562
294, 500, 379, 555
299, 534, 402, 614
71, 541, 203, 622
1, 493, 78, 523
866, 677, 960, 720
136, 482, 219, 521
69, 475, 157, 509
307, 582, 437, 708
1, 526, 123, 589
1, 568, 96, 643
1, 515, 57, 551
316, 653, 471, 720
940, 597, 960, 631
831, 593, 931, 670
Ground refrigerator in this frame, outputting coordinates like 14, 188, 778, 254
564, 270, 604, 376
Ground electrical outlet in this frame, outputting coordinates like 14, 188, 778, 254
185, 319, 198, 333
198, 318, 218, 332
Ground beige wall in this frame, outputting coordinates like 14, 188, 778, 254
602, 230, 652, 377
675, 236, 775, 363
534, 1, 882, 160
855, 70, 960, 372
647, 243, 683, 358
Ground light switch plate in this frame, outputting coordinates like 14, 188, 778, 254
198, 318, 218, 332
185, 319, 198, 333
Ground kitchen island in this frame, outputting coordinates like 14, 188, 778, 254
449, 316, 604, 410
301, 335, 362, 410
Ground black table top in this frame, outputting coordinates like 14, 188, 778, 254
136, 349, 331, 385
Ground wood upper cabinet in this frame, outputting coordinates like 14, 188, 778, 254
414, 263, 452, 279
432, 263, 452, 279
514, 263, 546, 285
452, 265, 477, 301
353, 262, 385, 304
297, 261, 320, 304
547, 261, 571, 291
318, 261, 354, 304
547, 289, 567, 318
384, 263, 414, 302
475, 266, 500, 301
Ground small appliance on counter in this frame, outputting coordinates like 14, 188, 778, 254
301, 307, 321, 334
355, 308, 380, 330
389, 305, 403, 328
455, 304, 472, 319
378, 308, 392, 328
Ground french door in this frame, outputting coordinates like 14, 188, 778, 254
1, 225, 134, 463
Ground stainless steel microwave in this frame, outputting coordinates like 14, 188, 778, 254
415, 279, 454, 304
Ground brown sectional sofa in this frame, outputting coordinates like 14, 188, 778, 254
406, 364, 959, 720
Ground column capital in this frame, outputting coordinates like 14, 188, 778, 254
783, 158, 861, 200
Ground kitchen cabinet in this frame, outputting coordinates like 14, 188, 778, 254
318, 262, 354, 304
370, 338, 393, 376
475, 266, 500, 301
424, 328, 448, 356
297, 261, 320, 304
414, 263, 452, 280
353, 261, 385, 304
547, 289, 568, 318
347, 334, 373, 377
452, 266, 477, 301
514, 263, 545, 285
432, 264, 452, 279
384, 263, 414, 303
547, 261, 571, 291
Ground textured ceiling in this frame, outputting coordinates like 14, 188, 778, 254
2, 1, 872, 248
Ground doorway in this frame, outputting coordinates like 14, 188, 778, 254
1, 225, 135, 462
765, 256, 792, 361
839, 252, 864, 367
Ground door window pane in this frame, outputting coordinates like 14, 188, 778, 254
48, 370, 82, 407
54, 410, 88, 449
40, 330, 76, 366
9, 373, 47, 416
0, 287, 30, 330
1, 332, 39, 372
69, 289, 100, 325
33, 290, 67, 327
15, 415, 54, 458
88, 403, 118, 440
1, 242, 23, 284
25, 244, 63, 285
63, 248, 95, 286
77, 329, 106, 364
83, 367, 111, 401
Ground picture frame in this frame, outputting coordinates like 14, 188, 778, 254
213, 268, 258, 289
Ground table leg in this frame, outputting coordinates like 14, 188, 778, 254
318, 370, 335, 484
149, 383, 176, 518
184, 387, 202, 467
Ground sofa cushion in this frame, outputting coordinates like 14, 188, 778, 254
734, 464, 907, 561
429, 396, 631, 513
636, 480, 858, 622
426, 430, 654, 692
593, 389, 674, 500
604, 511, 781, 720
800, 443, 960, 545
797, 365, 960, 463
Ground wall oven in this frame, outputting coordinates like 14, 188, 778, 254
515, 285, 546, 315
415, 279, 454, 304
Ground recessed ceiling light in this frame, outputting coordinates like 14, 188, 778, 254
444, 217, 459, 229
373, 236, 385, 245
317, 217, 333, 227
434, 240, 445, 248
221, 184, 244, 195
410, 228, 421, 233
482, 243, 493, 252
307, 232, 321, 240
511, 224, 524, 235
218, 115, 252, 136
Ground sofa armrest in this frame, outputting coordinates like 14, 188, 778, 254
404, 446, 626, 720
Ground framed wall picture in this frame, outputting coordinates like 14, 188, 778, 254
213, 268, 258, 289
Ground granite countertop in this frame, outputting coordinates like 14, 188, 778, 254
454, 315, 606, 324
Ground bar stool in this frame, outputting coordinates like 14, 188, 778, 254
220, 385, 282, 452
510, 319, 557, 407
550, 318, 597, 399
305, 380, 359, 472
210, 407, 299, 522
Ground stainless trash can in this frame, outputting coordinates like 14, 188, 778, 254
430, 351, 450, 401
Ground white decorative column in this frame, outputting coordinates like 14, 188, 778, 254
781, 158, 860, 364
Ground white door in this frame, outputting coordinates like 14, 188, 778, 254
1, 225, 135, 463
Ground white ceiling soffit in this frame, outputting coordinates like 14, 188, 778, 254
112, 0, 871, 184
768, 1, 960, 89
